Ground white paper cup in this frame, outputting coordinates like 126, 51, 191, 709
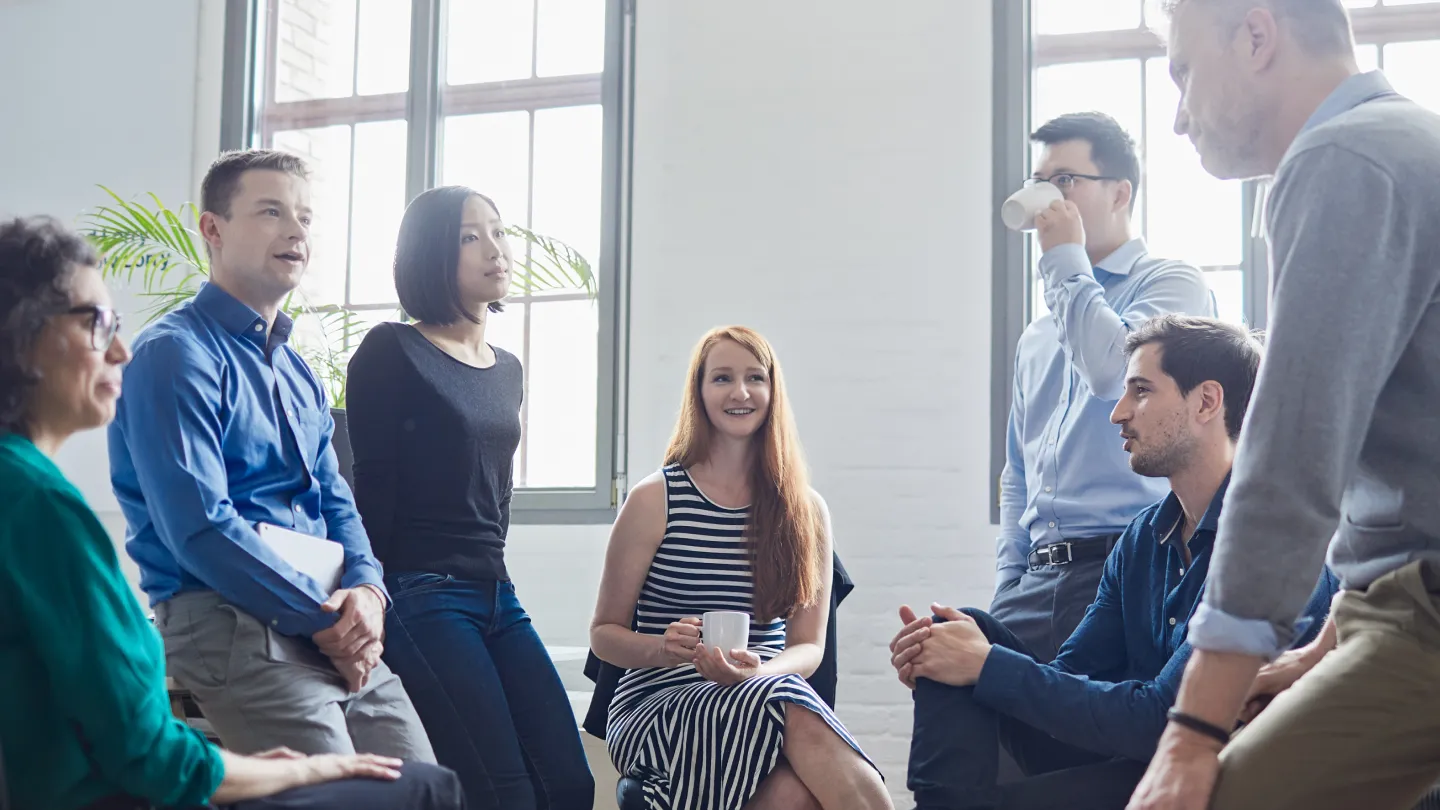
1001, 181, 1064, 231
702, 610, 750, 664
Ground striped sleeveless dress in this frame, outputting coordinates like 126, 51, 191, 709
606, 465, 875, 810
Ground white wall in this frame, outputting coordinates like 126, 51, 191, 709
2, 0, 996, 804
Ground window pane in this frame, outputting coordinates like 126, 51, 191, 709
1035, 0, 1141, 35
1342, 0, 1376, 6
355, 0, 410, 96
1356, 44, 1379, 73
525, 299, 598, 488
349, 120, 408, 305
443, 112, 533, 227
536, 0, 605, 77
531, 105, 604, 280
273, 125, 352, 307
1206, 269, 1244, 327
1144, 59, 1242, 267
1381, 41, 1440, 114
274, 0, 357, 102
447, 0, 535, 84
1033, 60, 1144, 150
486, 306, 526, 357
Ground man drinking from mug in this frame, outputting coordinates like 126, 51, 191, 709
993, 112, 1216, 662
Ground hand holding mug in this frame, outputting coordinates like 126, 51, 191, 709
1035, 199, 1085, 253
694, 642, 761, 686
660, 617, 702, 666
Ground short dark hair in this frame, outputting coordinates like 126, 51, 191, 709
1125, 314, 1263, 440
1164, 0, 1354, 58
0, 216, 99, 435
200, 148, 310, 219
394, 185, 505, 324
1031, 112, 1141, 211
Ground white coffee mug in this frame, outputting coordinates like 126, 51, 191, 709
702, 610, 750, 665
1000, 181, 1064, 232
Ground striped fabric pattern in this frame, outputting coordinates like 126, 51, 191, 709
606, 465, 873, 810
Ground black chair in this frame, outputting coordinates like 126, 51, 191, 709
330, 407, 355, 490
584, 553, 854, 810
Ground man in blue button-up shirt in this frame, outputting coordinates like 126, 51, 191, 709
995, 112, 1215, 662
109, 149, 433, 761
897, 316, 1336, 810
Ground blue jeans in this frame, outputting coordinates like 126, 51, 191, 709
382, 574, 594, 810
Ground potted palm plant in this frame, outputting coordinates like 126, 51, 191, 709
79, 185, 597, 409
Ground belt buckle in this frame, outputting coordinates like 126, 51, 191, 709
1040, 541, 1073, 566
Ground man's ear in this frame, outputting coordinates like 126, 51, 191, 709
1112, 178, 1134, 215
1195, 379, 1226, 427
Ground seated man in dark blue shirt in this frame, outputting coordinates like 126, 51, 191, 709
892, 315, 1338, 810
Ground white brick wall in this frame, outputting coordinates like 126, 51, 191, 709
514, 1, 998, 804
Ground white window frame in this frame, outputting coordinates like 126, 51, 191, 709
221, 0, 635, 523
989, 0, 1440, 522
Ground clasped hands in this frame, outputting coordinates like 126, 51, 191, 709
660, 617, 762, 686
311, 584, 387, 693
888, 603, 993, 689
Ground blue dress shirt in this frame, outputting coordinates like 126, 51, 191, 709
109, 282, 385, 637
977, 475, 1338, 762
998, 238, 1214, 589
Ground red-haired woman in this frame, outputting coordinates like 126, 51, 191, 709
590, 327, 891, 810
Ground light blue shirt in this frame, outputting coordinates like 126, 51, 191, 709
997, 238, 1214, 591
1188, 71, 1419, 658
109, 282, 386, 637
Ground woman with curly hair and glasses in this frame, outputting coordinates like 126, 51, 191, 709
0, 216, 463, 810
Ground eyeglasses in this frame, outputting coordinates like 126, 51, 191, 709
1027, 173, 1120, 193
65, 305, 122, 351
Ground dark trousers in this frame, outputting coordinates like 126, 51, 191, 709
82, 762, 464, 809
907, 609, 1145, 810
988, 536, 1119, 663
382, 574, 594, 810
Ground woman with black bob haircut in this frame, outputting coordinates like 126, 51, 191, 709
0, 215, 463, 810
346, 186, 595, 809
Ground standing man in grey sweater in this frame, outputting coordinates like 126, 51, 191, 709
1129, 2, 1440, 810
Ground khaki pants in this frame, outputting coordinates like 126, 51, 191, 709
1211, 560, 1440, 810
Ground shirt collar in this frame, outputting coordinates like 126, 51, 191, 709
1147, 471, 1232, 541
193, 281, 295, 347
1299, 70, 1397, 136
1093, 237, 1148, 277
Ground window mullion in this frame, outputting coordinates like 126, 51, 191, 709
404, 0, 443, 205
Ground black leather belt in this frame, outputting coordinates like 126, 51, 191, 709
1027, 534, 1121, 568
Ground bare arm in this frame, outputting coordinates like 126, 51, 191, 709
590, 473, 681, 669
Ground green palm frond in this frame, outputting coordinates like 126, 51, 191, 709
80, 186, 209, 325
507, 224, 597, 299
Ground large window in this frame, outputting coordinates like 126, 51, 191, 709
989, 0, 1440, 520
222, 0, 632, 521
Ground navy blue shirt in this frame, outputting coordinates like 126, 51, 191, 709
109, 282, 385, 637
974, 474, 1338, 762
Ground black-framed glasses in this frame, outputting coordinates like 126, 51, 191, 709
1027, 173, 1119, 193
65, 305, 122, 351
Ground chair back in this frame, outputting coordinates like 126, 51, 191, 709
330, 407, 355, 490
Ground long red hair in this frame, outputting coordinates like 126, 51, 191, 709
664, 326, 824, 621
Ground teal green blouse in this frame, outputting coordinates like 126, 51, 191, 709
0, 432, 224, 809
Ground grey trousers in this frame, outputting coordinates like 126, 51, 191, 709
154, 590, 436, 762
988, 539, 1116, 664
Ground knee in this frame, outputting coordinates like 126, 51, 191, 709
399, 761, 466, 810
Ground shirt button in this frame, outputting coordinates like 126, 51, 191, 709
294, 503, 303, 513
254, 323, 264, 332
271, 619, 279, 626
1169, 617, 1177, 626
1048, 521, 1056, 528
1179, 568, 1185, 576
1044, 486, 1052, 493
